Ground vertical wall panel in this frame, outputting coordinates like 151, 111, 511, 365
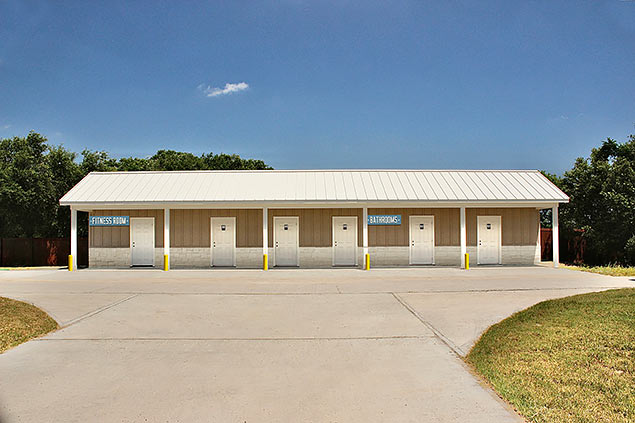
466, 208, 538, 246
368, 208, 459, 247
89, 207, 538, 249
89, 210, 164, 248
168, 209, 262, 248
268, 208, 363, 247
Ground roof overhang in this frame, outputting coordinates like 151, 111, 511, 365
64, 199, 568, 212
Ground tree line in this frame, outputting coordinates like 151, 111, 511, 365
0, 132, 271, 239
543, 134, 635, 265
1, 131, 633, 265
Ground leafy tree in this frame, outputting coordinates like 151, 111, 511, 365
557, 135, 635, 264
539, 171, 562, 228
79, 149, 118, 173
0, 132, 272, 239
46, 145, 82, 237
0, 132, 57, 237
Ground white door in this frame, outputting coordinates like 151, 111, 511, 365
211, 217, 236, 267
478, 216, 501, 265
333, 216, 357, 266
274, 217, 299, 267
410, 216, 434, 265
130, 218, 155, 266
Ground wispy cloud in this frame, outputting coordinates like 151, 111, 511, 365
198, 82, 249, 97
2, 124, 10, 129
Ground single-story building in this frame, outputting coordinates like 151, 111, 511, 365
60, 169, 568, 270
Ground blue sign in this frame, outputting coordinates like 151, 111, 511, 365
368, 215, 401, 225
89, 216, 130, 227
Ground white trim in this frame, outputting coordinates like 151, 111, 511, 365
262, 207, 268, 256
273, 216, 300, 267
362, 207, 368, 258
163, 208, 170, 269
408, 215, 435, 265
460, 206, 466, 268
210, 216, 237, 267
129, 217, 155, 267
552, 204, 559, 267
332, 216, 358, 267
67, 200, 567, 211
70, 207, 78, 270
477, 216, 502, 265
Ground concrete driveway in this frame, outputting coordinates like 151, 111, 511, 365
0, 267, 631, 422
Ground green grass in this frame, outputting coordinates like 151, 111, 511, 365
562, 264, 635, 277
467, 289, 635, 423
0, 297, 58, 353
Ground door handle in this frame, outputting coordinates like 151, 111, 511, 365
132, 242, 135, 247
479, 240, 482, 246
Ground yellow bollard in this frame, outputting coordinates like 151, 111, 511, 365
263, 254, 268, 270
365, 253, 370, 270
164, 254, 169, 271
465, 253, 470, 270
68, 255, 73, 272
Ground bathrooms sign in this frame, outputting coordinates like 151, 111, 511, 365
367, 215, 401, 225
89, 216, 130, 227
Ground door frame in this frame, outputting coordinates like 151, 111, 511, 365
129, 217, 155, 267
331, 216, 358, 267
210, 216, 236, 267
273, 216, 299, 267
477, 215, 502, 265
409, 215, 435, 265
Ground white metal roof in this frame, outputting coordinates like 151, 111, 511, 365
59, 169, 568, 207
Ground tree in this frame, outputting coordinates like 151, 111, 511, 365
557, 135, 635, 264
0, 132, 272, 239
539, 171, 562, 228
46, 145, 82, 237
0, 132, 57, 237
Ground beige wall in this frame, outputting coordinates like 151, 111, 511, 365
268, 208, 363, 248
89, 207, 538, 250
467, 208, 538, 246
90, 210, 164, 248
170, 209, 262, 248
369, 208, 460, 247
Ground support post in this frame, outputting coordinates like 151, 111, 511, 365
70, 207, 77, 271
362, 207, 369, 270
262, 207, 268, 270
163, 208, 170, 271
460, 206, 467, 269
552, 204, 559, 268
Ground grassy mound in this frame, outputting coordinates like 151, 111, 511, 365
467, 289, 634, 423
0, 297, 58, 353
562, 264, 635, 277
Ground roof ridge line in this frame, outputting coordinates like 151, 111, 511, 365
87, 169, 541, 175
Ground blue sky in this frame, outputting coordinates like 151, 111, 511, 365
1, 1, 633, 173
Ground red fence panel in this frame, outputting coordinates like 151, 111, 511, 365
1, 238, 88, 267
32, 238, 70, 266
1, 238, 33, 267
540, 228, 553, 261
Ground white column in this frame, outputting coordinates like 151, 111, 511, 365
552, 204, 559, 268
460, 207, 466, 268
262, 207, 268, 256
362, 207, 368, 257
164, 208, 170, 270
70, 207, 78, 270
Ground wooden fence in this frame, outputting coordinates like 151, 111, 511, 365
0, 238, 88, 267
540, 228, 553, 261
